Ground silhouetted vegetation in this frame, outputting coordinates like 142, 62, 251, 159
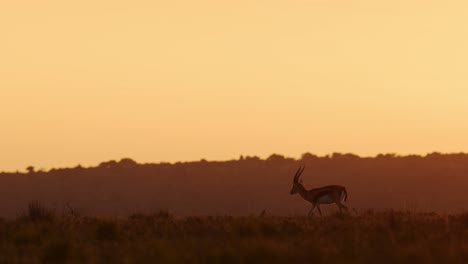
2, 203, 468, 263
26, 166, 35, 174
23, 200, 55, 222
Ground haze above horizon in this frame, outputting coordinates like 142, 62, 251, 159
2, 0, 468, 171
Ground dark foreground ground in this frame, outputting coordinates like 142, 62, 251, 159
2, 205, 468, 263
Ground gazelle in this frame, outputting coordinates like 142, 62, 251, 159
290, 166, 348, 218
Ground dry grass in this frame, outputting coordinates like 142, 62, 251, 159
1, 207, 468, 263
24, 200, 55, 222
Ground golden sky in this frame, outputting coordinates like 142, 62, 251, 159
1, 0, 468, 171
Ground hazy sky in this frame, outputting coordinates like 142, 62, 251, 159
2, 1, 468, 171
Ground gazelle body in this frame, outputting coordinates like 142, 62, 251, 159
290, 166, 348, 218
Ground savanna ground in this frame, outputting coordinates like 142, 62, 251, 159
2, 202, 468, 263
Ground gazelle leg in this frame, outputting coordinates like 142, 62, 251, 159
336, 203, 343, 213
308, 205, 316, 219
337, 202, 349, 214
340, 203, 349, 211
316, 205, 323, 216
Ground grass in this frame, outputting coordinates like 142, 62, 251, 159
1, 207, 468, 263
24, 200, 55, 222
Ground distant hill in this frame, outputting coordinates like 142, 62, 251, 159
1, 152, 468, 218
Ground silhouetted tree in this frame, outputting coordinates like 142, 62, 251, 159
118, 158, 138, 168
376, 153, 397, 159
26, 166, 35, 174
426, 152, 442, 160
245, 156, 261, 162
331, 153, 359, 160
267, 154, 285, 162
301, 152, 319, 162
99, 160, 118, 169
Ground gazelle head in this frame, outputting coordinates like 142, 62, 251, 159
290, 166, 305, 195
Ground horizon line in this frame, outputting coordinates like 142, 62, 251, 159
4, 151, 467, 174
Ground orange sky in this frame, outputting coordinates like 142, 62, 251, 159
1, 1, 468, 171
